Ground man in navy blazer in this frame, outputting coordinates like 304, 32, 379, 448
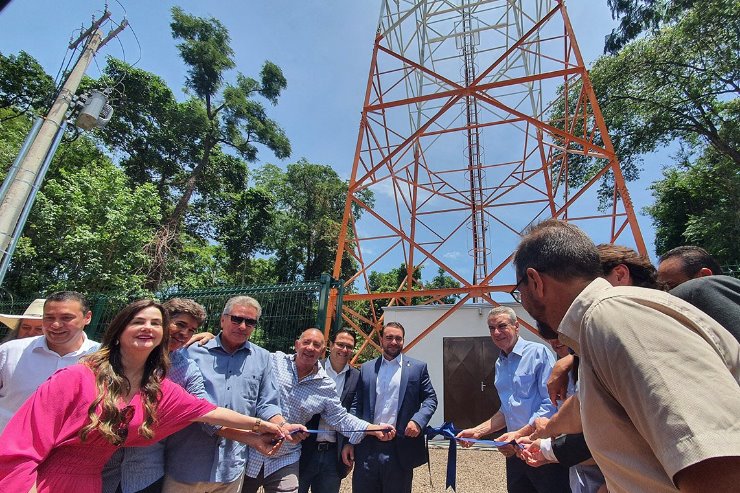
343, 322, 438, 493
299, 329, 361, 493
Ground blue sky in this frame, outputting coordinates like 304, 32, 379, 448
0, 1, 666, 274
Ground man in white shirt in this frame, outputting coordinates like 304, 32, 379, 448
344, 322, 438, 493
299, 328, 360, 493
0, 291, 98, 432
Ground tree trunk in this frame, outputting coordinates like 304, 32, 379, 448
144, 142, 214, 290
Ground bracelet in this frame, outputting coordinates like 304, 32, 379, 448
252, 418, 262, 433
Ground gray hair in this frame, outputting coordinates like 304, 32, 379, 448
223, 295, 262, 319
488, 306, 517, 324
513, 219, 601, 282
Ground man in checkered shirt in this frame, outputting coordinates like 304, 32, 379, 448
242, 328, 395, 493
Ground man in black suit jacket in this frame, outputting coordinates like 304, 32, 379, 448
298, 329, 361, 493
343, 322, 438, 493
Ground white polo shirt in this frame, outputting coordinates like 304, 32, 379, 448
0, 334, 100, 432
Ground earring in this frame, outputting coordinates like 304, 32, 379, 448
114, 339, 120, 346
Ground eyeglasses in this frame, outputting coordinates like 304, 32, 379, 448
228, 315, 259, 327
333, 342, 355, 351
115, 405, 135, 446
510, 277, 525, 303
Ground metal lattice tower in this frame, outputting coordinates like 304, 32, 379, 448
330, 0, 646, 357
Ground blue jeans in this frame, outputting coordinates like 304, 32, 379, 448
297, 447, 342, 493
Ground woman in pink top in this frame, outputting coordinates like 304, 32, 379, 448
0, 299, 285, 493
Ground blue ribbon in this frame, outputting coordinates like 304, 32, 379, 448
288, 428, 393, 435
425, 422, 520, 491
272, 427, 393, 444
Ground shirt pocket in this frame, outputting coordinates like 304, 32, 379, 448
242, 374, 260, 401
512, 373, 537, 398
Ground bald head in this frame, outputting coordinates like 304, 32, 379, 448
299, 328, 325, 344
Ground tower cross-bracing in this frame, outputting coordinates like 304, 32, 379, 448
331, 0, 646, 359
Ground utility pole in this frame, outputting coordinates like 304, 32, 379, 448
0, 10, 126, 284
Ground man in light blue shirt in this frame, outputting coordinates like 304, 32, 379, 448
457, 306, 569, 493
163, 296, 296, 493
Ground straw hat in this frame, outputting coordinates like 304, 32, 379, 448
0, 299, 45, 331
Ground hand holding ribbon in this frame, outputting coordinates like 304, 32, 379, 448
426, 422, 522, 491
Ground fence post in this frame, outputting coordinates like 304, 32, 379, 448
87, 295, 108, 339
317, 273, 331, 335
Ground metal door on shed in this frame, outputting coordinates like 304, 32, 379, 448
443, 336, 501, 429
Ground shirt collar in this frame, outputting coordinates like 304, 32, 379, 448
559, 277, 613, 355
324, 359, 349, 378
499, 336, 526, 359
381, 353, 403, 367
291, 353, 324, 381
33, 332, 91, 354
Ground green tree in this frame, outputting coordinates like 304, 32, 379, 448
368, 263, 422, 298
425, 267, 462, 304
97, 7, 291, 289
255, 159, 373, 282
549, 0, 738, 209
0, 51, 55, 118
2, 116, 160, 297
647, 146, 740, 266
605, 0, 696, 53
594, 1, 739, 167
214, 187, 276, 285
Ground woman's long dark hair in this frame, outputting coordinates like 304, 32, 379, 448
80, 299, 171, 445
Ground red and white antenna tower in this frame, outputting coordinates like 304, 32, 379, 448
330, 0, 646, 358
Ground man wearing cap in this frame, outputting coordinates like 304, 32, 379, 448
0, 291, 98, 432
0, 299, 45, 343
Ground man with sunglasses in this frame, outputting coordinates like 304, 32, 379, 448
163, 296, 300, 493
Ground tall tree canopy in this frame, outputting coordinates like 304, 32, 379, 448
255, 159, 373, 283
647, 146, 739, 265
549, 0, 738, 261
97, 7, 291, 290
0, 51, 55, 117
605, 0, 697, 53
602, 0, 738, 261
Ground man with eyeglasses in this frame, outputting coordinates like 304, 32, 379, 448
299, 328, 362, 493
343, 322, 438, 493
509, 220, 740, 492
456, 306, 569, 493
163, 296, 302, 493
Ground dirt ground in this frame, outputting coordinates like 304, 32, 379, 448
339, 443, 508, 493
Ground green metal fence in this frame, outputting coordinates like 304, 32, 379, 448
0, 274, 343, 351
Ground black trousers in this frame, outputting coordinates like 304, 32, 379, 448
352, 439, 413, 493
506, 455, 571, 493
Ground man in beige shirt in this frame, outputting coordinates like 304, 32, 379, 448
510, 219, 740, 493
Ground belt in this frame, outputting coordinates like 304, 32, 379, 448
316, 441, 337, 451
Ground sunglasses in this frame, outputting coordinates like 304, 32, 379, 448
228, 315, 259, 327
115, 405, 135, 446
